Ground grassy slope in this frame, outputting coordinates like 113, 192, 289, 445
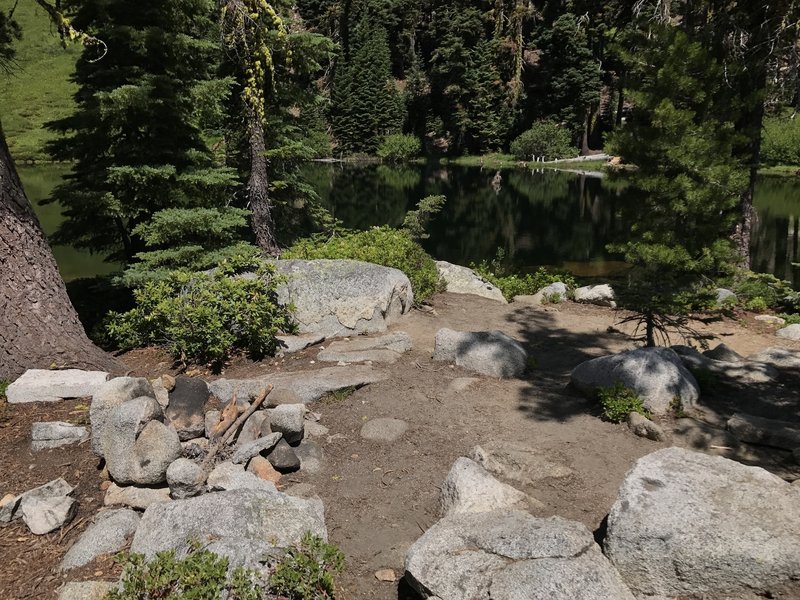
0, 2, 78, 161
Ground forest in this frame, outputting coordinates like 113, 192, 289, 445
2, 0, 800, 375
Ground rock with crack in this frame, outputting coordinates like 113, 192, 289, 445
165, 377, 210, 441
60, 509, 140, 570
273, 259, 413, 337
208, 365, 387, 404
317, 332, 413, 364
571, 347, 699, 416
433, 328, 528, 378
435, 261, 506, 303
727, 412, 800, 450
0, 478, 74, 523
90, 377, 155, 456
130, 488, 327, 561
31, 421, 88, 451
276, 333, 325, 354
234, 411, 270, 447
604, 447, 800, 598
7, 369, 109, 404
100, 396, 182, 485
440, 457, 542, 517
22, 495, 77, 535
468, 442, 573, 485
404, 510, 634, 599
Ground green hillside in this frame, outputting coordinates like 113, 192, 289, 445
0, 1, 78, 161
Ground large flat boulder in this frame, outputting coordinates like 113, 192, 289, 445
130, 489, 326, 560
573, 284, 616, 307
571, 347, 699, 415
317, 332, 412, 364
604, 447, 800, 598
776, 324, 800, 340
433, 328, 528, 378
60, 509, 140, 570
209, 365, 387, 404
749, 346, 800, 371
405, 510, 634, 600
7, 369, 109, 404
31, 422, 88, 451
273, 259, 413, 337
727, 412, 800, 450
435, 261, 506, 303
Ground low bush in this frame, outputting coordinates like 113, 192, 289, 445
761, 111, 800, 166
109, 542, 258, 599
284, 227, 443, 303
401, 194, 446, 241
597, 382, 649, 423
727, 270, 798, 312
471, 249, 576, 300
377, 133, 421, 162
106, 254, 294, 367
510, 120, 577, 162
269, 532, 345, 600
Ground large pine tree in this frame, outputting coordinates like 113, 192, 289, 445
47, 0, 235, 261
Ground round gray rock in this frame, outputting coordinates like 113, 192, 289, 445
776, 323, 800, 340
166, 458, 205, 499
265, 439, 301, 473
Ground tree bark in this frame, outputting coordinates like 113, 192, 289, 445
247, 112, 279, 256
0, 124, 122, 379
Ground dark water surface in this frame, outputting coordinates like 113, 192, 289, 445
19, 162, 800, 288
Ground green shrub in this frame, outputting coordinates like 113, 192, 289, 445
761, 112, 800, 166
471, 249, 576, 300
108, 542, 260, 599
284, 227, 444, 303
597, 382, 649, 423
106, 255, 294, 366
510, 120, 578, 161
728, 270, 798, 311
779, 313, 800, 325
0, 380, 8, 399
269, 532, 345, 600
377, 133, 421, 162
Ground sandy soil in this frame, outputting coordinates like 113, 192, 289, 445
1, 293, 799, 599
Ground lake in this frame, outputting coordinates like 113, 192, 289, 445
19, 163, 800, 288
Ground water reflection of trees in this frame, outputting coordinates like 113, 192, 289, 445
298, 164, 798, 286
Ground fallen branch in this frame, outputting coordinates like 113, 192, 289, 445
209, 392, 240, 440
198, 385, 272, 481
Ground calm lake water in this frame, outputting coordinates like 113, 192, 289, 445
19, 163, 800, 288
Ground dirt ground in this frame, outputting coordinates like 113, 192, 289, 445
1, 293, 799, 599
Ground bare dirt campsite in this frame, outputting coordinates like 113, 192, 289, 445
2, 291, 799, 599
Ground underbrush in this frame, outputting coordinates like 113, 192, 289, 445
471, 249, 577, 300
106, 255, 294, 367
284, 226, 443, 303
597, 382, 649, 423
110, 534, 344, 600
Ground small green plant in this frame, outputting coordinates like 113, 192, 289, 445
268, 532, 345, 600
106, 254, 294, 367
0, 379, 9, 399
320, 386, 356, 405
597, 382, 649, 423
471, 249, 576, 300
669, 396, 688, 418
779, 313, 800, 325
108, 541, 259, 599
285, 227, 444, 303
744, 296, 769, 312
377, 133, 422, 162
727, 270, 798, 312
510, 120, 578, 161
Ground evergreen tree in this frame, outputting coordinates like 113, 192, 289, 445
330, 20, 404, 153
608, 27, 746, 345
47, 0, 235, 261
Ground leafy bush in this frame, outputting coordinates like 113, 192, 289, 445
106, 255, 294, 366
779, 313, 800, 325
597, 382, 649, 423
761, 112, 800, 166
471, 248, 576, 300
0, 380, 8, 399
510, 120, 577, 161
108, 542, 259, 599
377, 133, 421, 162
269, 532, 345, 600
284, 227, 444, 303
728, 270, 798, 311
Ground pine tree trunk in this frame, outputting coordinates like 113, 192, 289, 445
247, 112, 279, 256
0, 125, 122, 380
